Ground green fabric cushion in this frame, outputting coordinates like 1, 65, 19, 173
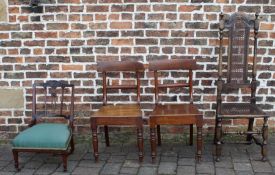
12, 123, 71, 150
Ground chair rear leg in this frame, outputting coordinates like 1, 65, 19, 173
69, 136, 75, 154
91, 121, 99, 162
104, 125, 110, 147
62, 154, 68, 172
12, 150, 19, 171
189, 124, 193, 145
215, 118, 222, 162
150, 125, 157, 163
157, 125, 161, 146
137, 126, 144, 162
214, 119, 218, 144
246, 118, 254, 144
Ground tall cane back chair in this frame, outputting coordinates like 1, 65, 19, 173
215, 12, 269, 161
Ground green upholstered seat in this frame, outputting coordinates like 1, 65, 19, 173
12, 123, 71, 150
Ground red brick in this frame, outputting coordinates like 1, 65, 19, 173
47, 23, 69, 30
0, 24, 20, 31
35, 32, 58, 38
26, 72, 47, 78
22, 24, 44, 30
62, 65, 84, 71
86, 5, 109, 12
178, 5, 202, 12
59, 32, 81, 38
160, 22, 182, 29
111, 5, 134, 12
153, 5, 177, 11
24, 40, 45, 47
260, 23, 274, 30
47, 40, 69, 46
112, 39, 133, 45
0, 33, 9, 39
110, 22, 132, 29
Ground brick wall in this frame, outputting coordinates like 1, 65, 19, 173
0, 0, 274, 139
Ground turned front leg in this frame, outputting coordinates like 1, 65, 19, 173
91, 119, 99, 162
150, 125, 157, 163
137, 126, 144, 162
12, 150, 19, 171
196, 126, 202, 162
261, 117, 268, 161
62, 154, 68, 172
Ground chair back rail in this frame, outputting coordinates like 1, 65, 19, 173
31, 80, 75, 127
149, 59, 197, 105
97, 61, 145, 105
148, 59, 197, 71
97, 61, 144, 72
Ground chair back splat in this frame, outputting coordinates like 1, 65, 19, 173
31, 80, 75, 127
97, 61, 145, 105
148, 59, 197, 105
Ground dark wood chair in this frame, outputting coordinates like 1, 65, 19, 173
148, 59, 203, 163
12, 80, 75, 171
91, 61, 145, 162
215, 12, 269, 161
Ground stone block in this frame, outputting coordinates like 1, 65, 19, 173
0, 0, 7, 22
0, 88, 24, 109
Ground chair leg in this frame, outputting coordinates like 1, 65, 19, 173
189, 124, 193, 146
246, 118, 254, 144
261, 117, 268, 161
214, 119, 218, 144
196, 126, 202, 162
137, 126, 144, 162
150, 125, 157, 163
12, 150, 19, 171
215, 118, 222, 162
104, 125, 110, 147
62, 154, 68, 172
69, 136, 75, 154
157, 125, 161, 146
91, 122, 99, 162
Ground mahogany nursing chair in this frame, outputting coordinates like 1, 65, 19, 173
12, 80, 75, 171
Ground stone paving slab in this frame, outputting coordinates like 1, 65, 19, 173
1, 136, 275, 175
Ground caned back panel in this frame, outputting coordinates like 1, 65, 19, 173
224, 13, 254, 84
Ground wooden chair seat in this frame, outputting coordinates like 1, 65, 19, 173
150, 104, 202, 126
220, 103, 266, 118
93, 104, 142, 118
151, 104, 200, 117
